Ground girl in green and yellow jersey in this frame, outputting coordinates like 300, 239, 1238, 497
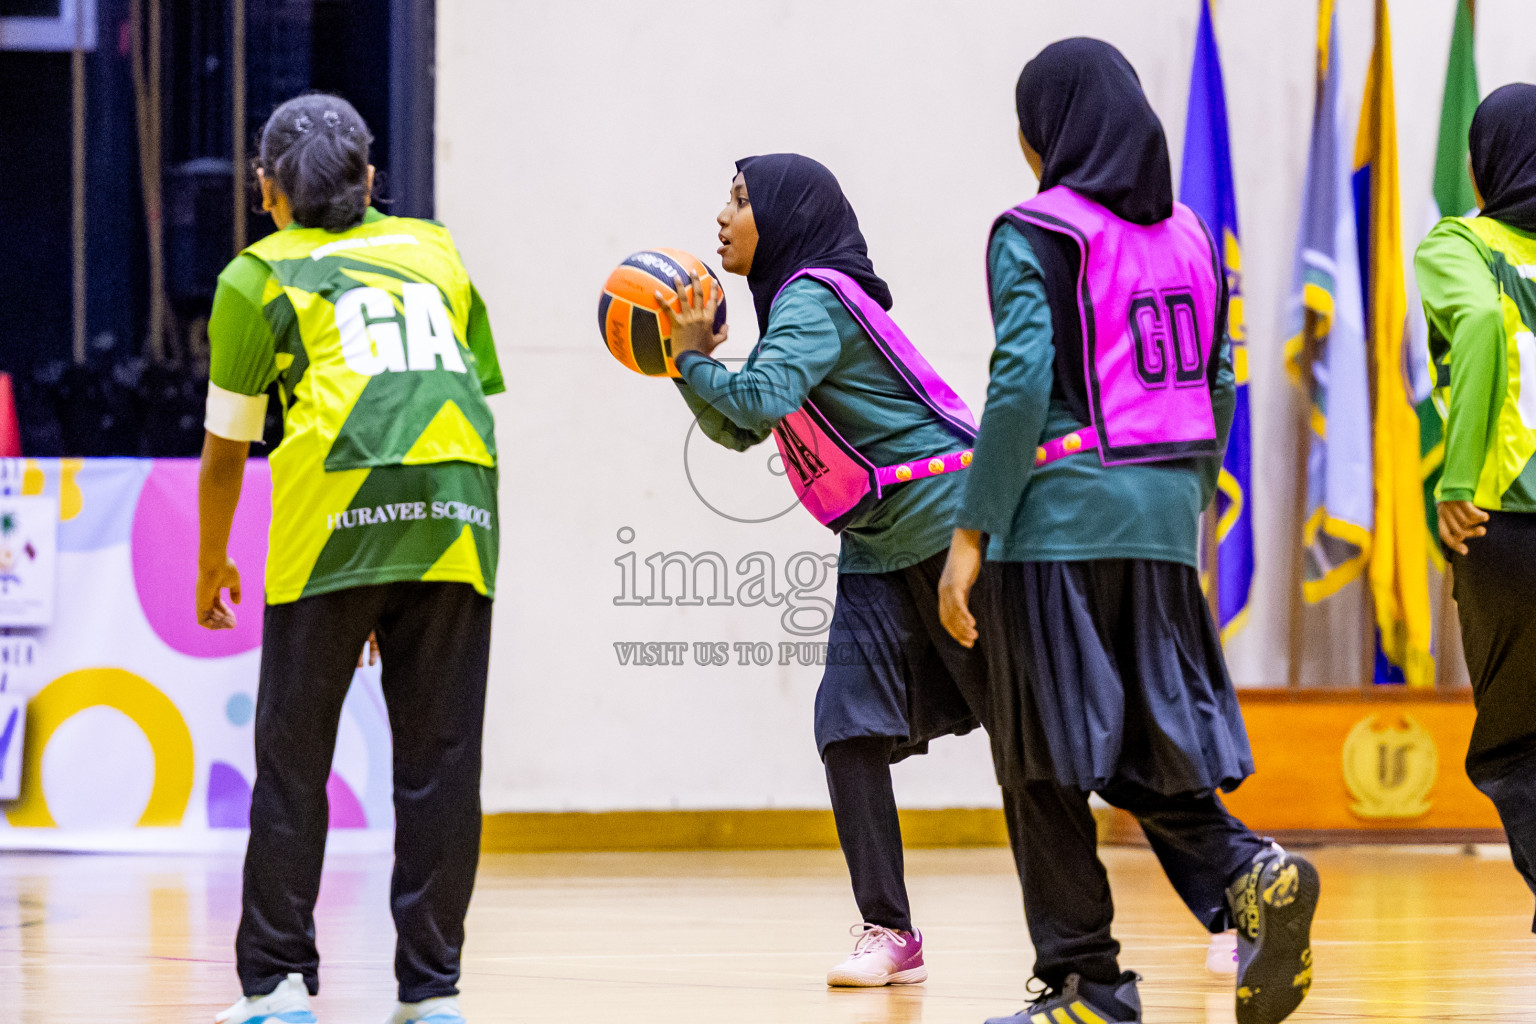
1416, 82, 1536, 928
195, 95, 501, 1024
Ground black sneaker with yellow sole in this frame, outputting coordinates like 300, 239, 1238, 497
1226, 844, 1319, 1024
984, 971, 1142, 1024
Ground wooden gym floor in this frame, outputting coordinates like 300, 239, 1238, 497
1, 844, 1532, 1023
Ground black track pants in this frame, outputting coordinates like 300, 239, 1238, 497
236, 581, 492, 1002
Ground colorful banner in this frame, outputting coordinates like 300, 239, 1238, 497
0, 459, 393, 851
0, 693, 22, 801
1180, 0, 1253, 643
1286, 0, 1373, 603
1354, 0, 1434, 688
0, 487, 57, 627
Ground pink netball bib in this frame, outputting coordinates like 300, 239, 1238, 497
767, 268, 976, 531
995, 186, 1221, 465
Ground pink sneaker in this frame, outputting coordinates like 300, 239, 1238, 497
826, 923, 927, 987
1207, 928, 1238, 975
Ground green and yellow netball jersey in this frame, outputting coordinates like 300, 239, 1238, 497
205, 208, 503, 604
1418, 215, 1536, 513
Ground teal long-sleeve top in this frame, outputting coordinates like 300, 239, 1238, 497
675, 277, 969, 573
957, 220, 1234, 568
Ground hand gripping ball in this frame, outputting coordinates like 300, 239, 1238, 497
598, 249, 727, 377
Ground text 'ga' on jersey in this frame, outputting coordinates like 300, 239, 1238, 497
205, 209, 504, 604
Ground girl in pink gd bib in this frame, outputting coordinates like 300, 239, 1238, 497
937, 39, 1318, 1024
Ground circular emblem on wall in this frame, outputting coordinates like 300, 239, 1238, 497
1341, 712, 1438, 820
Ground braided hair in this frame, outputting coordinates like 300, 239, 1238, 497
259, 95, 374, 233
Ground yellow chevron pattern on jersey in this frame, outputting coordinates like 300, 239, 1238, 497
1448, 217, 1536, 510
423, 524, 484, 584
403, 399, 492, 466
246, 215, 492, 468
244, 215, 500, 603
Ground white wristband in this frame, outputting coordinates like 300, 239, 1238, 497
204, 382, 270, 443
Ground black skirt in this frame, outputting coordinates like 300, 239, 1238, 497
814, 550, 987, 763
984, 558, 1253, 795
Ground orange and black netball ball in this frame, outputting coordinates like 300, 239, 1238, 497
598, 249, 727, 377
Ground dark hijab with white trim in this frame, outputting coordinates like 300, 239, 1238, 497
1015, 38, 1174, 225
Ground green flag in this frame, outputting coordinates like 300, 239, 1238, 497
1419, 0, 1478, 559
1433, 0, 1479, 219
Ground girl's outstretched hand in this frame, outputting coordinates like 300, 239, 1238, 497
656, 272, 726, 359
939, 528, 984, 648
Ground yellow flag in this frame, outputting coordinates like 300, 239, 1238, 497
1355, 0, 1433, 687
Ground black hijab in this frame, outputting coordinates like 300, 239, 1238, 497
735, 154, 893, 335
1470, 83, 1536, 233
1015, 38, 1173, 225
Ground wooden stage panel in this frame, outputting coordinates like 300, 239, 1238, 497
2, 845, 1534, 1022
1222, 690, 1501, 833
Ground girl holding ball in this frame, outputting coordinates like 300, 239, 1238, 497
660, 154, 987, 987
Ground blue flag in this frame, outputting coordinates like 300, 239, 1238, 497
1179, 0, 1252, 643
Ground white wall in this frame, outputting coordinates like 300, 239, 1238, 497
436, 0, 1536, 813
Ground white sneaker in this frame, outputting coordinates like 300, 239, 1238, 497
215, 973, 317, 1024
826, 923, 927, 987
383, 996, 466, 1024
1206, 928, 1238, 976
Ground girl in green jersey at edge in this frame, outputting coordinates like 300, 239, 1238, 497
196, 94, 503, 1024
1416, 82, 1536, 932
